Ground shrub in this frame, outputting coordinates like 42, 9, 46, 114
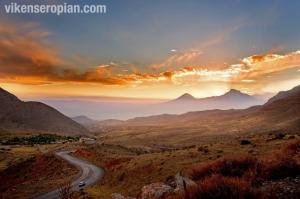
284, 140, 300, 155
169, 140, 300, 199
58, 182, 73, 199
167, 175, 261, 199
198, 146, 209, 153
240, 140, 251, 145
2, 134, 79, 145
260, 140, 300, 180
191, 156, 259, 181
274, 133, 285, 140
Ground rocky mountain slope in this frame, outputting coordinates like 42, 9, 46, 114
0, 88, 89, 136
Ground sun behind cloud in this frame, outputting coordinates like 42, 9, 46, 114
1, 19, 300, 99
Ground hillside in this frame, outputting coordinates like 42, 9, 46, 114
98, 85, 300, 146
0, 88, 89, 136
125, 85, 299, 127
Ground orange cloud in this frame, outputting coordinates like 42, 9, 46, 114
0, 21, 61, 82
237, 51, 300, 79
144, 51, 300, 86
0, 21, 137, 86
1, 21, 299, 89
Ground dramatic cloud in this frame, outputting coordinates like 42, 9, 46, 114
0, 23, 56, 75
0, 21, 136, 85
236, 51, 300, 80
150, 50, 202, 70
124, 51, 300, 87
1, 21, 300, 89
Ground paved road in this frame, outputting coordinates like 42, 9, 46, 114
32, 150, 104, 199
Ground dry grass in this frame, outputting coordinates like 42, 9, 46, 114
260, 140, 300, 180
73, 135, 299, 198
0, 154, 77, 199
168, 140, 300, 199
0, 146, 39, 171
191, 156, 259, 181
0, 141, 79, 172
59, 181, 73, 199
167, 175, 261, 199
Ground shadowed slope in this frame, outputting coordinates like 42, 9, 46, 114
0, 88, 88, 136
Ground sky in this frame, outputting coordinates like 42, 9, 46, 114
0, 0, 300, 99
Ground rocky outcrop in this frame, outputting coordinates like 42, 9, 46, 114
173, 172, 196, 192
137, 182, 173, 199
111, 173, 196, 199
111, 193, 135, 199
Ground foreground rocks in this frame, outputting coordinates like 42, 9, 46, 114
173, 172, 196, 192
111, 193, 136, 199
137, 182, 173, 199
111, 172, 196, 199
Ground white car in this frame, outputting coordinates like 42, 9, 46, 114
78, 181, 86, 187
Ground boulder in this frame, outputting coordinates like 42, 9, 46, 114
137, 182, 173, 199
173, 172, 196, 192
111, 193, 136, 199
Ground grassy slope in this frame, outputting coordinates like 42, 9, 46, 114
0, 153, 78, 199
0, 143, 81, 199
74, 133, 298, 198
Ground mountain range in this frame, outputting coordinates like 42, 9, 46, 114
0, 88, 88, 136
43, 89, 266, 120
87, 85, 300, 136
1, 85, 299, 138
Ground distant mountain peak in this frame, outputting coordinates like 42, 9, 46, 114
223, 89, 249, 97
72, 115, 97, 125
176, 93, 196, 101
228, 89, 243, 94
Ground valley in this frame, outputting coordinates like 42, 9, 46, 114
1, 2, 300, 198
0, 85, 299, 199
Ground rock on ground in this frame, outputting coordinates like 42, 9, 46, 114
111, 193, 136, 199
137, 182, 173, 199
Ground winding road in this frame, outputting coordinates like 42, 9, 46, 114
33, 150, 104, 199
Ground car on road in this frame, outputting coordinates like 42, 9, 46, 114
78, 181, 86, 187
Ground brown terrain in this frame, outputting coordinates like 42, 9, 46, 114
0, 153, 77, 199
0, 87, 88, 137
95, 85, 300, 147
0, 85, 299, 199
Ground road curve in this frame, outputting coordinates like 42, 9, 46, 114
32, 150, 104, 199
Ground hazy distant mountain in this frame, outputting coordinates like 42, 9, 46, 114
41, 89, 266, 120
0, 88, 88, 136
72, 115, 97, 125
99, 85, 300, 135
160, 89, 263, 114
172, 93, 197, 102
170, 89, 255, 103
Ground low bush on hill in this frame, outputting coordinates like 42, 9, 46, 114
1, 134, 79, 145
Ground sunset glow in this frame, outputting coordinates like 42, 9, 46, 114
0, 1, 300, 99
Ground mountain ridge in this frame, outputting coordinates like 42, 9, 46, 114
0, 88, 89, 136
172, 89, 254, 102
95, 85, 300, 135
